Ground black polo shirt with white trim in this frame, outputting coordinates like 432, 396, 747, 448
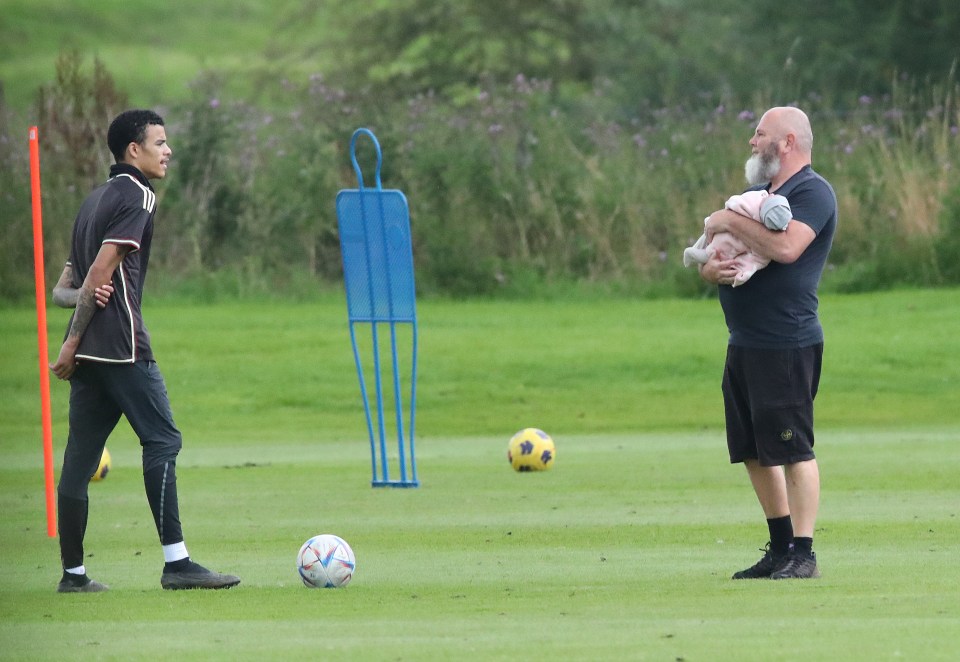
65, 163, 157, 363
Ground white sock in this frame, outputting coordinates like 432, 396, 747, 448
65, 565, 86, 575
162, 541, 189, 563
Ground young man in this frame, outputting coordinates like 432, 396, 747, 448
50, 109, 240, 592
699, 106, 837, 579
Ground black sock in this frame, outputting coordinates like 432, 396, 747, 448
164, 557, 193, 573
767, 515, 794, 555
793, 536, 814, 557
60, 571, 90, 586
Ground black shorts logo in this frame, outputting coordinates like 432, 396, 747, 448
780, 429, 794, 441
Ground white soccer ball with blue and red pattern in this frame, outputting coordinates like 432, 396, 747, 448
297, 534, 356, 588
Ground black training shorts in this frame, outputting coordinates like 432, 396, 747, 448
721, 343, 822, 466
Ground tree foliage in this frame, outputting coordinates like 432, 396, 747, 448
317, 0, 960, 108
323, 0, 594, 100
741, 0, 960, 100
2, 2, 959, 301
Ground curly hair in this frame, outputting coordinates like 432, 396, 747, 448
107, 109, 165, 162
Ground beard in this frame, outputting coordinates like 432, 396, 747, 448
744, 145, 781, 186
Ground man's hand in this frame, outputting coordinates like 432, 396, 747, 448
50, 337, 80, 380
699, 255, 740, 286
703, 208, 738, 244
94, 283, 114, 308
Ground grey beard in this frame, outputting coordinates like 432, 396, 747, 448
744, 152, 781, 186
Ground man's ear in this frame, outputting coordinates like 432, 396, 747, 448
125, 141, 139, 162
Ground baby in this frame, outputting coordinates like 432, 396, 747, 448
683, 190, 791, 286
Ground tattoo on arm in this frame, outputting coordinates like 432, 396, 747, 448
68, 287, 99, 340
52, 264, 79, 308
52, 287, 78, 308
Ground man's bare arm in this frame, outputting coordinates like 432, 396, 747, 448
52, 264, 79, 308
698, 256, 740, 286
52, 262, 114, 310
50, 245, 128, 380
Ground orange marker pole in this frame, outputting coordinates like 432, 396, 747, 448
29, 126, 57, 538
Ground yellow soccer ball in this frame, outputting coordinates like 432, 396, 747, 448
90, 448, 111, 482
507, 428, 556, 472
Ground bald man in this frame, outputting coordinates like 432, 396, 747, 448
700, 107, 837, 579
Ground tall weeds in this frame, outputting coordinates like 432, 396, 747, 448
1, 52, 958, 301
826, 72, 960, 290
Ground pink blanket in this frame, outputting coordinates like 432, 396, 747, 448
683, 191, 791, 286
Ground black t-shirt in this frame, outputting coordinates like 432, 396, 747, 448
718, 165, 837, 349
65, 163, 156, 363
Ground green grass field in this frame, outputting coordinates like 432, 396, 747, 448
0, 0, 328, 114
1, 291, 958, 660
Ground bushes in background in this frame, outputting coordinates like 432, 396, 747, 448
1, 52, 959, 301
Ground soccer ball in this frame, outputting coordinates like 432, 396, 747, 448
507, 428, 556, 472
90, 448, 111, 482
297, 534, 356, 588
